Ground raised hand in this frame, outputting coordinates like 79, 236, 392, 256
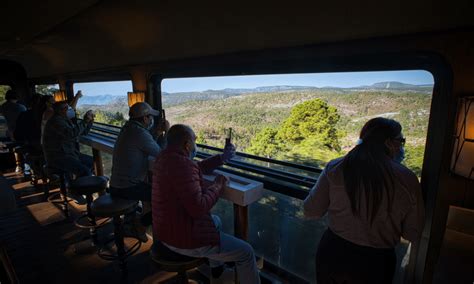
222, 143, 236, 163
84, 110, 95, 123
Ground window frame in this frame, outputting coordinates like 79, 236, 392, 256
150, 49, 454, 282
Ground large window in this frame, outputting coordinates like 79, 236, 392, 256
73, 80, 133, 127
35, 84, 59, 96
162, 70, 434, 281
162, 71, 434, 176
0, 85, 11, 138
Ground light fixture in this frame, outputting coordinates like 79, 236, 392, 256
53, 90, 67, 102
451, 96, 474, 179
127, 91, 145, 107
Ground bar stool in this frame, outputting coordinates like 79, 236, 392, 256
69, 176, 109, 242
151, 241, 207, 284
44, 165, 71, 218
91, 194, 141, 272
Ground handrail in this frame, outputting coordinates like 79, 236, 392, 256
196, 152, 316, 187
84, 122, 319, 200
197, 143, 322, 174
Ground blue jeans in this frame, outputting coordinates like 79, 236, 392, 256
163, 215, 260, 284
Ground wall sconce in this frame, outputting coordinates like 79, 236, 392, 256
53, 90, 67, 102
451, 96, 474, 179
127, 91, 145, 107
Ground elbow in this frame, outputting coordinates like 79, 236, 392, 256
303, 202, 323, 219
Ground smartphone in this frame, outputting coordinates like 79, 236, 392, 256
225, 128, 232, 146
161, 109, 166, 120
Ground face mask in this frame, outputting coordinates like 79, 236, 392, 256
147, 117, 154, 130
394, 146, 405, 163
189, 143, 197, 160
66, 107, 76, 119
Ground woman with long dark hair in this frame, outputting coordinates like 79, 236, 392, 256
304, 117, 425, 284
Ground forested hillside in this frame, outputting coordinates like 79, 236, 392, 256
162, 88, 431, 174
75, 84, 432, 176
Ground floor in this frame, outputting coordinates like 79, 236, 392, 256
0, 171, 209, 284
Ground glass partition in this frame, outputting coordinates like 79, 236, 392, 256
0, 85, 11, 138
162, 71, 434, 177
35, 84, 59, 96
73, 80, 133, 127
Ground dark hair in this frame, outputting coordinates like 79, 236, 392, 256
5, 90, 18, 101
166, 124, 193, 146
342, 117, 402, 224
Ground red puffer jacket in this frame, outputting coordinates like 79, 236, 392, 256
152, 145, 224, 249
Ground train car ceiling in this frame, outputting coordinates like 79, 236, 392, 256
0, 0, 473, 78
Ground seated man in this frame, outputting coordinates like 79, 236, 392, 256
0, 90, 26, 141
42, 101, 95, 177
109, 102, 169, 240
152, 124, 260, 284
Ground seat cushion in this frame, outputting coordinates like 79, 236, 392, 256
150, 241, 207, 271
91, 194, 137, 217
69, 176, 108, 195
43, 165, 68, 176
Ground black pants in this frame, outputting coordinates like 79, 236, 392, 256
316, 229, 396, 284
109, 182, 152, 226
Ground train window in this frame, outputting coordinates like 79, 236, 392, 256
162, 70, 434, 177
162, 71, 434, 281
0, 85, 12, 137
73, 80, 132, 127
35, 84, 59, 96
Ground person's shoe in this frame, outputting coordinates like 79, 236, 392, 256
68, 192, 87, 205
15, 166, 23, 173
123, 223, 148, 243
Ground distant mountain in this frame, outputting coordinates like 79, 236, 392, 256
77, 94, 124, 106
78, 82, 433, 107
357, 81, 433, 91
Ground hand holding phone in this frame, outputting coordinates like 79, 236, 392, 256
225, 127, 232, 146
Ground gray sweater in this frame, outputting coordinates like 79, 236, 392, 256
110, 120, 161, 188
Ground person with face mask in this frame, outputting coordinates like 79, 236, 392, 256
151, 124, 260, 284
42, 101, 95, 177
109, 102, 169, 242
304, 117, 425, 284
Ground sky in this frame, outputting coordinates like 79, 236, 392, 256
70, 70, 434, 96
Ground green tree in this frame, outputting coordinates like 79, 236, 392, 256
247, 127, 281, 158
196, 130, 208, 144
277, 98, 342, 151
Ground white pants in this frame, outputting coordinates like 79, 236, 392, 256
164, 215, 260, 284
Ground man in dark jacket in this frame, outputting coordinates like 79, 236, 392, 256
152, 124, 260, 284
42, 101, 94, 177
0, 90, 26, 140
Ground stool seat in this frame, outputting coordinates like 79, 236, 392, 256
69, 176, 108, 195
91, 194, 137, 217
43, 164, 68, 177
151, 241, 207, 272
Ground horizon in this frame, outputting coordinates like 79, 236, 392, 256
72, 70, 434, 96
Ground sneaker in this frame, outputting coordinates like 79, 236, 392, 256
15, 166, 23, 173
123, 223, 148, 243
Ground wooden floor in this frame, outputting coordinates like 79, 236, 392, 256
0, 171, 208, 284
